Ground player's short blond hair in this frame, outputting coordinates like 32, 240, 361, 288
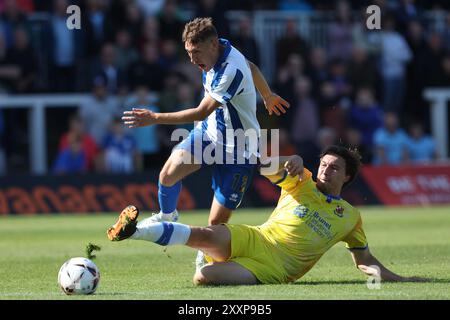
182, 17, 218, 44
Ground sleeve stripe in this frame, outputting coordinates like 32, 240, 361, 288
273, 170, 288, 185
226, 101, 244, 130
223, 69, 243, 101
211, 63, 228, 90
346, 245, 368, 251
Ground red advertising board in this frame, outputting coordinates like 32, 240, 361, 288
361, 164, 450, 205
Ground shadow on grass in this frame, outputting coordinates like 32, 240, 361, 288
295, 280, 367, 285
94, 292, 147, 296
94, 278, 450, 294
178, 280, 368, 288
429, 279, 450, 283
295, 278, 450, 285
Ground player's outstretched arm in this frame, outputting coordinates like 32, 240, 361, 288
122, 95, 221, 128
349, 247, 427, 282
247, 60, 290, 116
259, 155, 304, 183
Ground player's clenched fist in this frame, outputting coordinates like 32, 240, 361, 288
122, 108, 158, 128
284, 155, 303, 177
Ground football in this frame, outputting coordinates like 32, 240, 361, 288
58, 257, 100, 295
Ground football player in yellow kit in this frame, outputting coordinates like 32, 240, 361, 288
107, 145, 425, 285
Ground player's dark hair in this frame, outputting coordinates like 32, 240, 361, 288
182, 17, 218, 44
319, 145, 362, 188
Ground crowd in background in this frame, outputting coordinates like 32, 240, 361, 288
0, 0, 449, 175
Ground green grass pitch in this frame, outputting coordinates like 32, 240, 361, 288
0, 206, 449, 300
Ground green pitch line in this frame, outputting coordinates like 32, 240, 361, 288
0, 206, 449, 300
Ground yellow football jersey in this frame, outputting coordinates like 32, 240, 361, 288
255, 168, 368, 282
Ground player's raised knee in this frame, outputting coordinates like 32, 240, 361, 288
159, 170, 170, 186
159, 168, 177, 186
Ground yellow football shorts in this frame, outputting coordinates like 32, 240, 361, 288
222, 224, 289, 284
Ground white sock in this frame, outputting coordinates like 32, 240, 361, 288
131, 222, 191, 246
161, 210, 176, 219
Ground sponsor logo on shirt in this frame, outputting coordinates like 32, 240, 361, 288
334, 205, 345, 217
293, 205, 310, 218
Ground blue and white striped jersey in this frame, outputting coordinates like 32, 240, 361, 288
199, 38, 260, 160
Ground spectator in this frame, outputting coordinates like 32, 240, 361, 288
157, 0, 185, 42
195, 0, 230, 38
394, 0, 422, 37
83, 0, 113, 58
443, 12, 450, 53
274, 53, 305, 114
405, 20, 428, 66
301, 127, 337, 175
439, 54, 450, 86
318, 81, 347, 139
138, 16, 160, 51
58, 114, 99, 172
158, 39, 180, 71
172, 57, 203, 96
0, 109, 5, 175
305, 47, 328, 100
91, 43, 127, 95
128, 42, 164, 91
124, 85, 164, 170
113, 28, 139, 72
48, 0, 80, 92
265, 128, 297, 157
373, 111, 409, 165
0, 0, 29, 48
100, 117, 141, 174
423, 33, 446, 87
327, 58, 352, 98
5, 27, 36, 92
121, 2, 144, 46
52, 133, 87, 175
346, 46, 378, 95
0, 30, 20, 92
406, 122, 438, 164
405, 20, 428, 119
79, 75, 119, 145
291, 76, 319, 149
344, 127, 371, 164
327, 0, 353, 61
380, 14, 412, 115
158, 71, 184, 113
107, 0, 142, 45
349, 86, 383, 149
230, 15, 260, 65
278, 128, 297, 156
275, 18, 309, 68
172, 82, 197, 131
